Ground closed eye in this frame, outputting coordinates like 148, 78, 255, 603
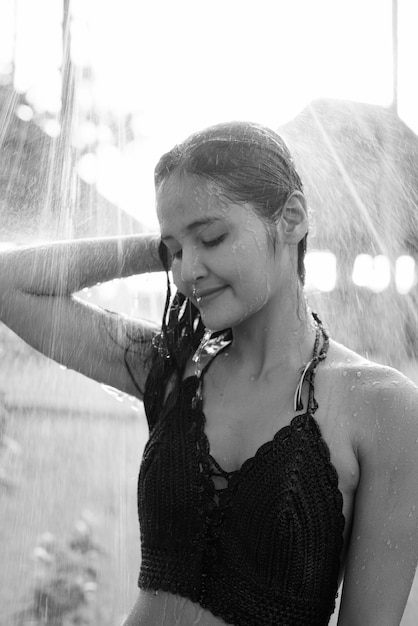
167, 234, 226, 260
202, 234, 226, 248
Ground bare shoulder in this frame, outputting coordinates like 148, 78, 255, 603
326, 339, 418, 451
326, 338, 417, 399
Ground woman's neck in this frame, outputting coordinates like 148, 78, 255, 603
227, 290, 317, 382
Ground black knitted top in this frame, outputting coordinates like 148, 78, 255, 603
137, 328, 345, 626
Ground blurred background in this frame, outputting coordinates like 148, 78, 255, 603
0, 0, 417, 624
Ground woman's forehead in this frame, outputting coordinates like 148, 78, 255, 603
156, 174, 263, 243
156, 173, 233, 224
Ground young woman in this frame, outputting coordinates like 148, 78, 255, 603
1, 121, 417, 626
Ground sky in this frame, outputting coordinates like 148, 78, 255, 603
2, 0, 417, 131
0, 0, 417, 229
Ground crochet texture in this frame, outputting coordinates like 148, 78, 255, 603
137, 345, 345, 626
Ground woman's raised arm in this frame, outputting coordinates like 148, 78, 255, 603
0, 234, 165, 399
0, 234, 163, 295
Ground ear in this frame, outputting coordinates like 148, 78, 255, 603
279, 191, 309, 244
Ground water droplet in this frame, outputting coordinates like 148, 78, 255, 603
356, 371, 362, 378
353, 412, 358, 418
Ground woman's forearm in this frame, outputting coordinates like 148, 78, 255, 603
0, 234, 164, 296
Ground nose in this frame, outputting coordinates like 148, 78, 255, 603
180, 244, 206, 284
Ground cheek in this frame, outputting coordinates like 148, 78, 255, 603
231, 239, 273, 278
232, 228, 271, 260
240, 258, 278, 304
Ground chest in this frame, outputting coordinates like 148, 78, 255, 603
201, 375, 299, 473
194, 361, 360, 568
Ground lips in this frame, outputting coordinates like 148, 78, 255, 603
194, 285, 227, 305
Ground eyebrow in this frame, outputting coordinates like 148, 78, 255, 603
161, 218, 221, 243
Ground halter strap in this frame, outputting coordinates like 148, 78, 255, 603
191, 312, 329, 415
294, 313, 329, 414
191, 331, 231, 409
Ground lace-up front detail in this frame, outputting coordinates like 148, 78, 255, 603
138, 323, 345, 626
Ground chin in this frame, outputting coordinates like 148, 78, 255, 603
199, 310, 230, 333
199, 308, 246, 333
200, 318, 227, 333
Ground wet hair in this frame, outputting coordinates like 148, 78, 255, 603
155, 121, 306, 282
145, 121, 308, 407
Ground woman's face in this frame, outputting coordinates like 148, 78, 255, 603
157, 173, 288, 332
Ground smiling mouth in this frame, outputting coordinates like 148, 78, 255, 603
194, 286, 227, 305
